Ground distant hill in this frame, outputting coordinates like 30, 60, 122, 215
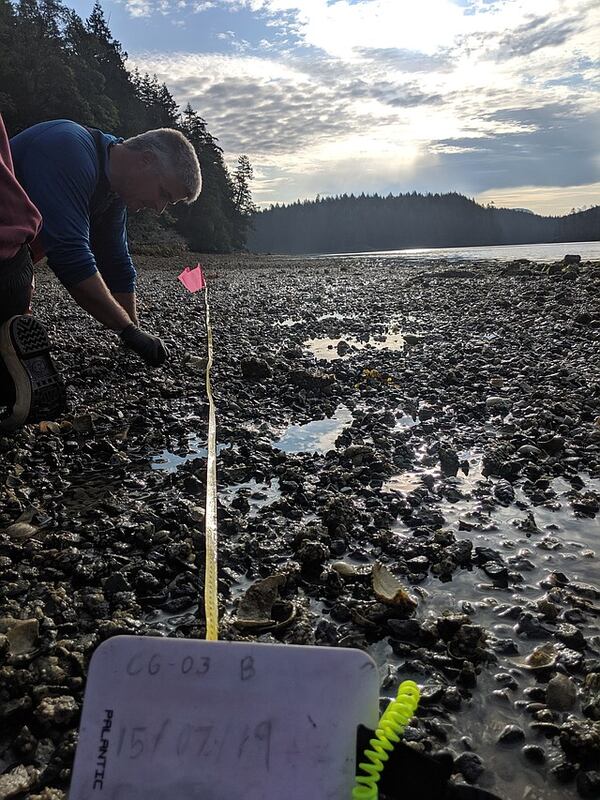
248, 192, 600, 255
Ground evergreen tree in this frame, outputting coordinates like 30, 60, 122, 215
0, 0, 256, 251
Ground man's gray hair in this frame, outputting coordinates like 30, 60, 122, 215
123, 128, 202, 203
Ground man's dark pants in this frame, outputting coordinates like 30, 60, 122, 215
0, 244, 34, 323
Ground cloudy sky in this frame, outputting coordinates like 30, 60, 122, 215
70, 0, 599, 214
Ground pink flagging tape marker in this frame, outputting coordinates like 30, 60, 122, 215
178, 263, 206, 292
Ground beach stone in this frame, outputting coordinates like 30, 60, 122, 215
3, 522, 38, 539
518, 445, 544, 459
494, 480, 515, 505
388, 619, 421, 640
523, 744, 546, 763
560, 719, 600, 763
288, 368, 335, 393
486, 396, 511, 413
0, 633, 8, 662
104, 573, 131, 596
583, 693, 600, 721
439, 445, 459, 477
547, 674, 577, 711
577, 771, 600, 798
403, 333, 422, 346
563, 254, 581, 265
497, 724, 525, 744
0, 765, 40, 798
556, 623, 586, 650
35, 695, 78, 726
455, 751, 484, 783
240, 357, 272, 380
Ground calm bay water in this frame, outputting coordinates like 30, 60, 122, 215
314, 240, 600, 263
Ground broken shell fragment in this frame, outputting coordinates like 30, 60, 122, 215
372, 563, 418, 611
233, 575, 297, 632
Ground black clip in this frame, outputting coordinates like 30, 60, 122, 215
356, 725, 503, 800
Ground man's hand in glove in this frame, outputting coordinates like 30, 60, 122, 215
119, 324, 169, 367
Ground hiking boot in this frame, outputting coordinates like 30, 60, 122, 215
0, 315, 66, 430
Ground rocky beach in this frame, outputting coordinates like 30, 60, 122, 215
1, 253, 600, 800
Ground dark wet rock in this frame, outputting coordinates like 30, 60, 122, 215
556, 623, 586, 651
523, 744, 546, 763
240, 357, 272, 380
0, 765, 40, 798
450, 624, 487, 661
455, 751, 484, 783
583, 693, 600, 721
497, 724, 525, 744
288, 368, 335, 393
457, 661, 477, 688
388, 619, 422, 641
518, 445, 544, 459
494, 480, 515, 505
547, 674, 578, 711
4, 521, 39, 539
539, 435, 565, 455
564, 254, 582, 265
577, 771, 600, 798
513, 612, 553, 639
103, 572, 131, 596
439, 445, 459, 477
486, 396, 511, 414
437, 613, 470, 642
482, 561, 509, 588
560, 719, 600, 766
35, 695, 78, 727
296, 540, 330, 571
551, 759, 577, 783
443, 686, 462, 711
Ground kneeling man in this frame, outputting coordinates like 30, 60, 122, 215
10, 119, 202, 368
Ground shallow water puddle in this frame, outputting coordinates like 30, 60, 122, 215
382, 472, 424, 493
220, 477, 281, 517
145, 606, 199, 633
317, 311, 346, 321
151, 435, 230, 472
395, 412, 419, 429
274, 405, 353, 453
305, 331, 405, 360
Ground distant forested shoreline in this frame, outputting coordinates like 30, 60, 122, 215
249, 192, 600, 255
0, 0, 255, 253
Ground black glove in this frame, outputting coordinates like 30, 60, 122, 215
356, 727, 503, 800
119, 324, 169, 367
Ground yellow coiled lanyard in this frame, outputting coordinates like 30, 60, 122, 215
353, 680, 420, 799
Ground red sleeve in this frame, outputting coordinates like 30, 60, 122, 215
0, 115, 42, 260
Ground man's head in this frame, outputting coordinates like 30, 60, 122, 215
110, 128, 202, 214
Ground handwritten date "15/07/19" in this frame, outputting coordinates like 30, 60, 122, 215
125, 653, 256, 681
115, 719, 272, 771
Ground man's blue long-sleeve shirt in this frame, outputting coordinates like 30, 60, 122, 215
10, 120, 136, 293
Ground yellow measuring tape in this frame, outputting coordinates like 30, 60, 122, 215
203, 286, 219, 641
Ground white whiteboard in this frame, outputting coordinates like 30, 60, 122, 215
69, 636, 379, 800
